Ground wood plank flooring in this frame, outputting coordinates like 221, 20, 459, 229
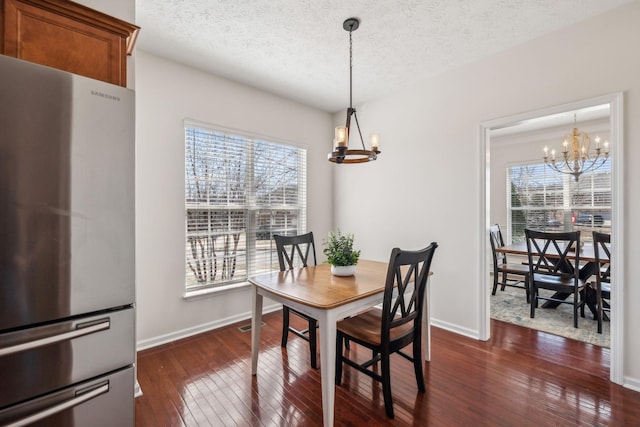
135, 312, 640, 426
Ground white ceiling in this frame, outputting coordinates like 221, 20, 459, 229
491, 104, 611, 138
136, 0, 632, 113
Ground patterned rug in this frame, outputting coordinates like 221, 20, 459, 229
490, 285, 610, 348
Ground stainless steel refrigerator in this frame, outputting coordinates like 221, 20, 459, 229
0, 54, 135, 426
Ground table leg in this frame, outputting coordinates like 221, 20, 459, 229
318, 311, 337, 427
251, 286, 263, 375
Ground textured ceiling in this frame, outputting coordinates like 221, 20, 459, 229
136, 0, 633, 113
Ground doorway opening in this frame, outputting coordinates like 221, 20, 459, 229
479, 93, 624, 384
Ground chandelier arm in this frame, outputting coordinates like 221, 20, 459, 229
545, 163, 566, 174
345, 107, 353, 132
352, 110, 366, 150
545, 155, 609, 182
580, 156, 608, 174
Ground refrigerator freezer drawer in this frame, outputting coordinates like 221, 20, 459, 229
0, 307, 134, 409
0, 365, 134, 427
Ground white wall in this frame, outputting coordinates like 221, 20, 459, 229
134, 51, 334, 347
74, 0, 132, 19
333, 1, 640, 387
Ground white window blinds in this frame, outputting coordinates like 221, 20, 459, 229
507, 160, 611, 243
185, 122, 307, 291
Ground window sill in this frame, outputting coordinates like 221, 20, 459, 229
183, 281, 251, 301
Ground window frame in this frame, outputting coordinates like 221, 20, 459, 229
506, 159, 612, 244
184, 120, 307, 296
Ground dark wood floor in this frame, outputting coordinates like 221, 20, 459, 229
135, 311, 640, 426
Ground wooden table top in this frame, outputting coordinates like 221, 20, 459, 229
249, 260, 389, 310
496, 241, 606, 263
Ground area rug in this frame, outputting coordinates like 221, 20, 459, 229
490, 286, 610, 348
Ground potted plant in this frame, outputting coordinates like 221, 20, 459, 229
323, 230, 361, 276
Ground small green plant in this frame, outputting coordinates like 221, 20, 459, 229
323, 230, 361, 266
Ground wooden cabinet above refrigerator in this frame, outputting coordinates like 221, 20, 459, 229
0, 0, 139, 87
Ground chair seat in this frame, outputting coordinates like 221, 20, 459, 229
497, 263, 530, 275
532, 273, 586, 291
337, 308, 412, 347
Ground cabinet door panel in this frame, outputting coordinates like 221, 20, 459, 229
1, 0, 139, 87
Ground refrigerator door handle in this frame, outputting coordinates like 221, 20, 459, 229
3, 382, 109, 427
0, 318, 110, 357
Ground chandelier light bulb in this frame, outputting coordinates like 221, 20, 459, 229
370, 133, 380, 151
335, 126, 348, 147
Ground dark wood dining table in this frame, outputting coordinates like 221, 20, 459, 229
248, 260, 433, 427
495, 241, 608, 309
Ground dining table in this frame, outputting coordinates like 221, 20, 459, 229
495, 240, 608, 310
249, 259, 433, 427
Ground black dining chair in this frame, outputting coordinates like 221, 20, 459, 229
274, 232, 319, 369
525, 229, 586, 328
592, 231, 611, 334
489, 224, 530, 302
335, 242, 438, 419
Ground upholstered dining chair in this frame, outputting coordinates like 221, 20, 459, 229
274, 232, 319, 369
489, 224, 530, 302
335, 242, 438, 419
525, 229, 586, 328
592, 231, 611, 334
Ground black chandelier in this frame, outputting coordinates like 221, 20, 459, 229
328, 18, 381, 164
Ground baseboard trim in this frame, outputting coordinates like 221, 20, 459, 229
623, 376, 640, 393
431, 318, 480, 341
136, 303, 282, 351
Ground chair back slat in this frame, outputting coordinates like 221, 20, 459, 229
382, 243, 438, 342
274, 232, 317, 272
525, 229, 580, 279
593, 231, 611, 282
489, 224, 507, 265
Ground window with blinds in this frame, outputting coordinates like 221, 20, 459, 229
507, 159, 611, 243
185, 122, 307, 292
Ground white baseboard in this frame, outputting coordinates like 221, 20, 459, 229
624, 376, 640, 393
136, 303, 282, 351
430, 318, 480, 340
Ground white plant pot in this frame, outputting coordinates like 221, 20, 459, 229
331, 265, 356, 276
